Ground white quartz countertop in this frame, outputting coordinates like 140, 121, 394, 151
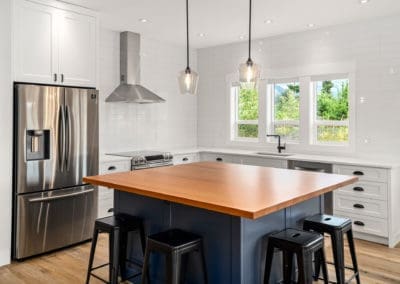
169, 147, 400, 168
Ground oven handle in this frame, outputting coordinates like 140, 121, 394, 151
28, 188, 95, 203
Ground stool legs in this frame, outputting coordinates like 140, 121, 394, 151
199, 241, 209, 284
263, 243, 275, 284
283, 251, 293, 284
109, 228, 120, 284
167, 251, 181, 284
347, 230, 361, 284
331, 231, 346, 284
86, 229, 99, 284
141, 247, 151, 284
296, 250, 313, 284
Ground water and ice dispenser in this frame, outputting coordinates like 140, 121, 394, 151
26, 130, 50, 161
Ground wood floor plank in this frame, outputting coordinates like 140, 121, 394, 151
0, 234, 398, 283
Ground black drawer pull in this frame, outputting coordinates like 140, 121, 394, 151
353, 186, 364, 192
354, 221, 365, 226
353, 171, 364, 176
353, 204, 365, 209
182, 157, 189, 162
107, 208, 114, 213
216, 157, 223, 162
108, 166, 116, 171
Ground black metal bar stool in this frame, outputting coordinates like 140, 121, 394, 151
86, 213, 146, 284
141, 228, 208, 284
263, 228, 328, 284
303, 214, 360, 284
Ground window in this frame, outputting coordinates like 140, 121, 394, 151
231, 85, 259, 140
312, 78, 349, 144
268, 81, 300, 141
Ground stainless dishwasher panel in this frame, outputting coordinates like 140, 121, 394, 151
15, 185, 97, 259
288, 160, 333, 214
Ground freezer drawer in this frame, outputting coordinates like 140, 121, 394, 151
15, 185, 97, 259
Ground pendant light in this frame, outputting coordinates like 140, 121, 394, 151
238, 0, 260, 89
178, 0, 199, 95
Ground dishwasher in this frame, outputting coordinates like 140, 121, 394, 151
288, 160, 333, 214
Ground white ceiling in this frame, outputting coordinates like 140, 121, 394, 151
64, 0, 400, 48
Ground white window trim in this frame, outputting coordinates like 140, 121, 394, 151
226, 61, 356, 154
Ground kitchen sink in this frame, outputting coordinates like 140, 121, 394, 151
254, 152, 293, 157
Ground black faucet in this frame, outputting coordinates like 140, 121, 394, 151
267, 134, 286, 153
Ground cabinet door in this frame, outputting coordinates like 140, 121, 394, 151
58, 10, 96, 87
14, 0, 58, 84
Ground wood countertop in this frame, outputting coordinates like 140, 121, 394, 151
83, 162, 358, 219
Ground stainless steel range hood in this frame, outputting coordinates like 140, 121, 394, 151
106, 32, 165, 103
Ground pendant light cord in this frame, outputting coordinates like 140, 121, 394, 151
186, 0, 190, 70
248, 0, 252, 61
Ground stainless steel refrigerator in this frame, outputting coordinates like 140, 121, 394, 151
13, 83, 99, 259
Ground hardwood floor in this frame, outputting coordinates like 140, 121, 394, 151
0, 234, 398, 283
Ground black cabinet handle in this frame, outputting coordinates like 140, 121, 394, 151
354, 221, 365, 226
182, 157, 189, 162
61, 74, 64, 83
108, 166, 116, 171
353, 186, 364, 192
107, 208, 114, 213
353, 204, 365, 209
353, 171, 364, 176
54, 74, 57, 82
216, 157, 223, 162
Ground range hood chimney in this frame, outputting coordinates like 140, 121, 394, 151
106, 32, 165, 103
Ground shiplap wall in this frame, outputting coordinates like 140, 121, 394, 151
197, 15, 400, 159
99, 28, 198, 154
0, 0, 12, 266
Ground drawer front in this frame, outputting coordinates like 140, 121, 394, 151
241, 156, 286, 168
334, 194, 388, 218
334, 165, 388, 182
337, 181, 388, 201
100, 160, 131, 174
334, 210, 388, 237
200, 153, 241, 164
173, 153, 199, 165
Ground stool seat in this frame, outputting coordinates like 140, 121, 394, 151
304, 214, 351, 231
95, 214, 144, 232
270, 228, 324, 249
142, 228, 208, 284
304, 214, 360, 284
148, 228, 201, 249
263, 228, 328, 284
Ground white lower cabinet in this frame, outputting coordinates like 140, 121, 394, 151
199, 152, 287, 168
173, 153, 199, 165
241, 156, 286, 168
333, 164, 399, 247
98, 160, 130, 218
199, 153, 241, 164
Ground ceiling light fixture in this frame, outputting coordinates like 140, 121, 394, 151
198, 33, 205, 37
264, 19, 273, 24
239, 35, 246, 40
238, 0, 260, 90
178, 0, 199, 95
360, 0, 370, 4
139, 18, 148, 23
307, 23, 315, 28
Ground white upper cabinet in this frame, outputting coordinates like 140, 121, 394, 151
13, 0, 98, 87
14, 0, 58, 84
58, 10, 96, 87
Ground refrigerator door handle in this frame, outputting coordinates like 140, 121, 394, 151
28, 188, 95, 203
58, 105, 66, 172
65, 105, 71, 171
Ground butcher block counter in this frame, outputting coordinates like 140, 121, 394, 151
84, 162, 357, 283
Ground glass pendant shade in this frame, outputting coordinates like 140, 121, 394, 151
178, 68, 199, 95
239, 60, 260, 89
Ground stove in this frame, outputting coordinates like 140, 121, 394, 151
107, 150, 173, 170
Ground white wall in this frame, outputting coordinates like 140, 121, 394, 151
0, 0, 12, 266
99, 28, 198, 154
197, 15, 400, 159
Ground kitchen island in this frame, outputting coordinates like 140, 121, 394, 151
84, 162, 357, 283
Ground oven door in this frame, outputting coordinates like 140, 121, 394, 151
15, 185, 97, 259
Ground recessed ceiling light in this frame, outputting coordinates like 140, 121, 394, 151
197, 33, 205, 37
360, 0, 370, 4
139, 18, 148, 23
264, 19, 273, 24
239, 35, 246, 40
307, 23, 315, 28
